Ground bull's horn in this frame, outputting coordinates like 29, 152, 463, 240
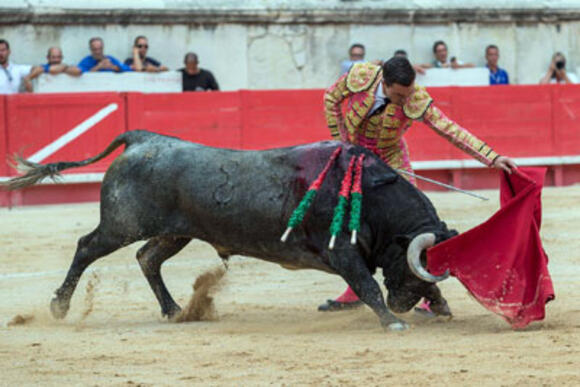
406, 233, 449, 283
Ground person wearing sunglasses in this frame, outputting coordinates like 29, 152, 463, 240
0, 39, 33, 94
125, 36, 168, 72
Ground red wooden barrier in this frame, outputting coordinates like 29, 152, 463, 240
239, 89, 328, 149
5, 92, 125, 174
405, 85, 557, 161
4, 93, 125, 206
0, 96, 8, 206
552, 85, 580, 155
126, 91, 243, 148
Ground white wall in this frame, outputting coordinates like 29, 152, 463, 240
2, 2, 580, 89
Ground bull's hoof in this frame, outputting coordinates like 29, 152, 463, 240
387, 321, 409, 331
163, 305, 182, 320
50, 297, 69, 320
318, 299, 364, 312
430, 302, 453, 318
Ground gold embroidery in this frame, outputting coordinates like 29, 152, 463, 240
385, 104, 397, 116
346, 63, 382, 93
403, 85, 433, 119
383, 116, 401, 128
377, 139, 399, 148
352, 101, 366, 118
379, 128, 398, 139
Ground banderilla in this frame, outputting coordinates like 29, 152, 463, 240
395, 169, 489, 201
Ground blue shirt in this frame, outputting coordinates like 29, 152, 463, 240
488, 66, 509, 85
77, 55, 132, 73
340, 60, 365, 75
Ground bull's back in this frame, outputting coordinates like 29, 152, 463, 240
99, 133, 340, 265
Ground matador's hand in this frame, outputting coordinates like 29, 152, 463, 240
492, 156, 517, 174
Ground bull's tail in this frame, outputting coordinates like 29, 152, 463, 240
1, 132, 132, 191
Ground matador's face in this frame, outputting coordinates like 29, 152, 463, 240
383, 81, 414, 107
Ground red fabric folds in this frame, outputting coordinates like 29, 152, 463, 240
427, 167, 555, 329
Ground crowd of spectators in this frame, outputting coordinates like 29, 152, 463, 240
1, 35, 578, 94
0, 36, 220, 94
339, 39, 578, 87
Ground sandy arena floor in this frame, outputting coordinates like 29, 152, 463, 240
1, 186, 579, 386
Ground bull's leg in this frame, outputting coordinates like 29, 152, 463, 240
136, 236, 192, 318
51, 227, 128, 319
423, 284, 452, 317
329, 250, 408, 331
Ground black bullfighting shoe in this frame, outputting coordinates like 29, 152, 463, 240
317, 299, 364, 312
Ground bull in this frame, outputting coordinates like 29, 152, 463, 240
2, 130, 457, 331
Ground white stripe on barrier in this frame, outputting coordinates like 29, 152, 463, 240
1, 155, 580, 185
28, 103, 118, 163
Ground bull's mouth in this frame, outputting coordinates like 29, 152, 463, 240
406, 233, 449, 283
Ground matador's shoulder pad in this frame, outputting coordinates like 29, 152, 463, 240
346, 62, 382, 93
403, 84, 433, 120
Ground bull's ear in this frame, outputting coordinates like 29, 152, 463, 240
371, 172, 399, 187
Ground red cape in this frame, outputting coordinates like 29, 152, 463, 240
427, 167, 555, 329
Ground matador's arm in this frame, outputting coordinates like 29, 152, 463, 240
323, 73, 351, 141
422, 104, 499, 166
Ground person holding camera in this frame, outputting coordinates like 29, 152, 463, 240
540, 52, 578, 84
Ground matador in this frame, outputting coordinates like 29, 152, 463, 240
319, 56, 516, 314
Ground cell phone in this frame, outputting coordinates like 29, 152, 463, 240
450, 57, 457, 62
556, 60, 565, 70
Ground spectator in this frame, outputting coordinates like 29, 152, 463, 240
485, 45, 509, 85
0, 39, 32, 94
125, 36, 168, 72
23, 47, 82, 92
540, 52, 578, 84
393, 49, 425, 75
78, 37, 132, 73
421, 40, 474, 69
340, 43, 366, 75
181, 52, 219, 92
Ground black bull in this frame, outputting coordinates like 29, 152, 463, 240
2, 130, 458, 331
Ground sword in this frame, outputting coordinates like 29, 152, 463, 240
395, 169, 489, 201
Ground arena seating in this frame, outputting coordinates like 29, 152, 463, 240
1, 84, 580, 206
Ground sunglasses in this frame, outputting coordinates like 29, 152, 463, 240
136, 44, 148, 49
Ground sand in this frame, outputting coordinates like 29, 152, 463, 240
1, 186, 579, 386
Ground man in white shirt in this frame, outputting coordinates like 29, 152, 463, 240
0, 39, 32, 94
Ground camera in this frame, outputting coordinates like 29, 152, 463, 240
556, 60, 565, 70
